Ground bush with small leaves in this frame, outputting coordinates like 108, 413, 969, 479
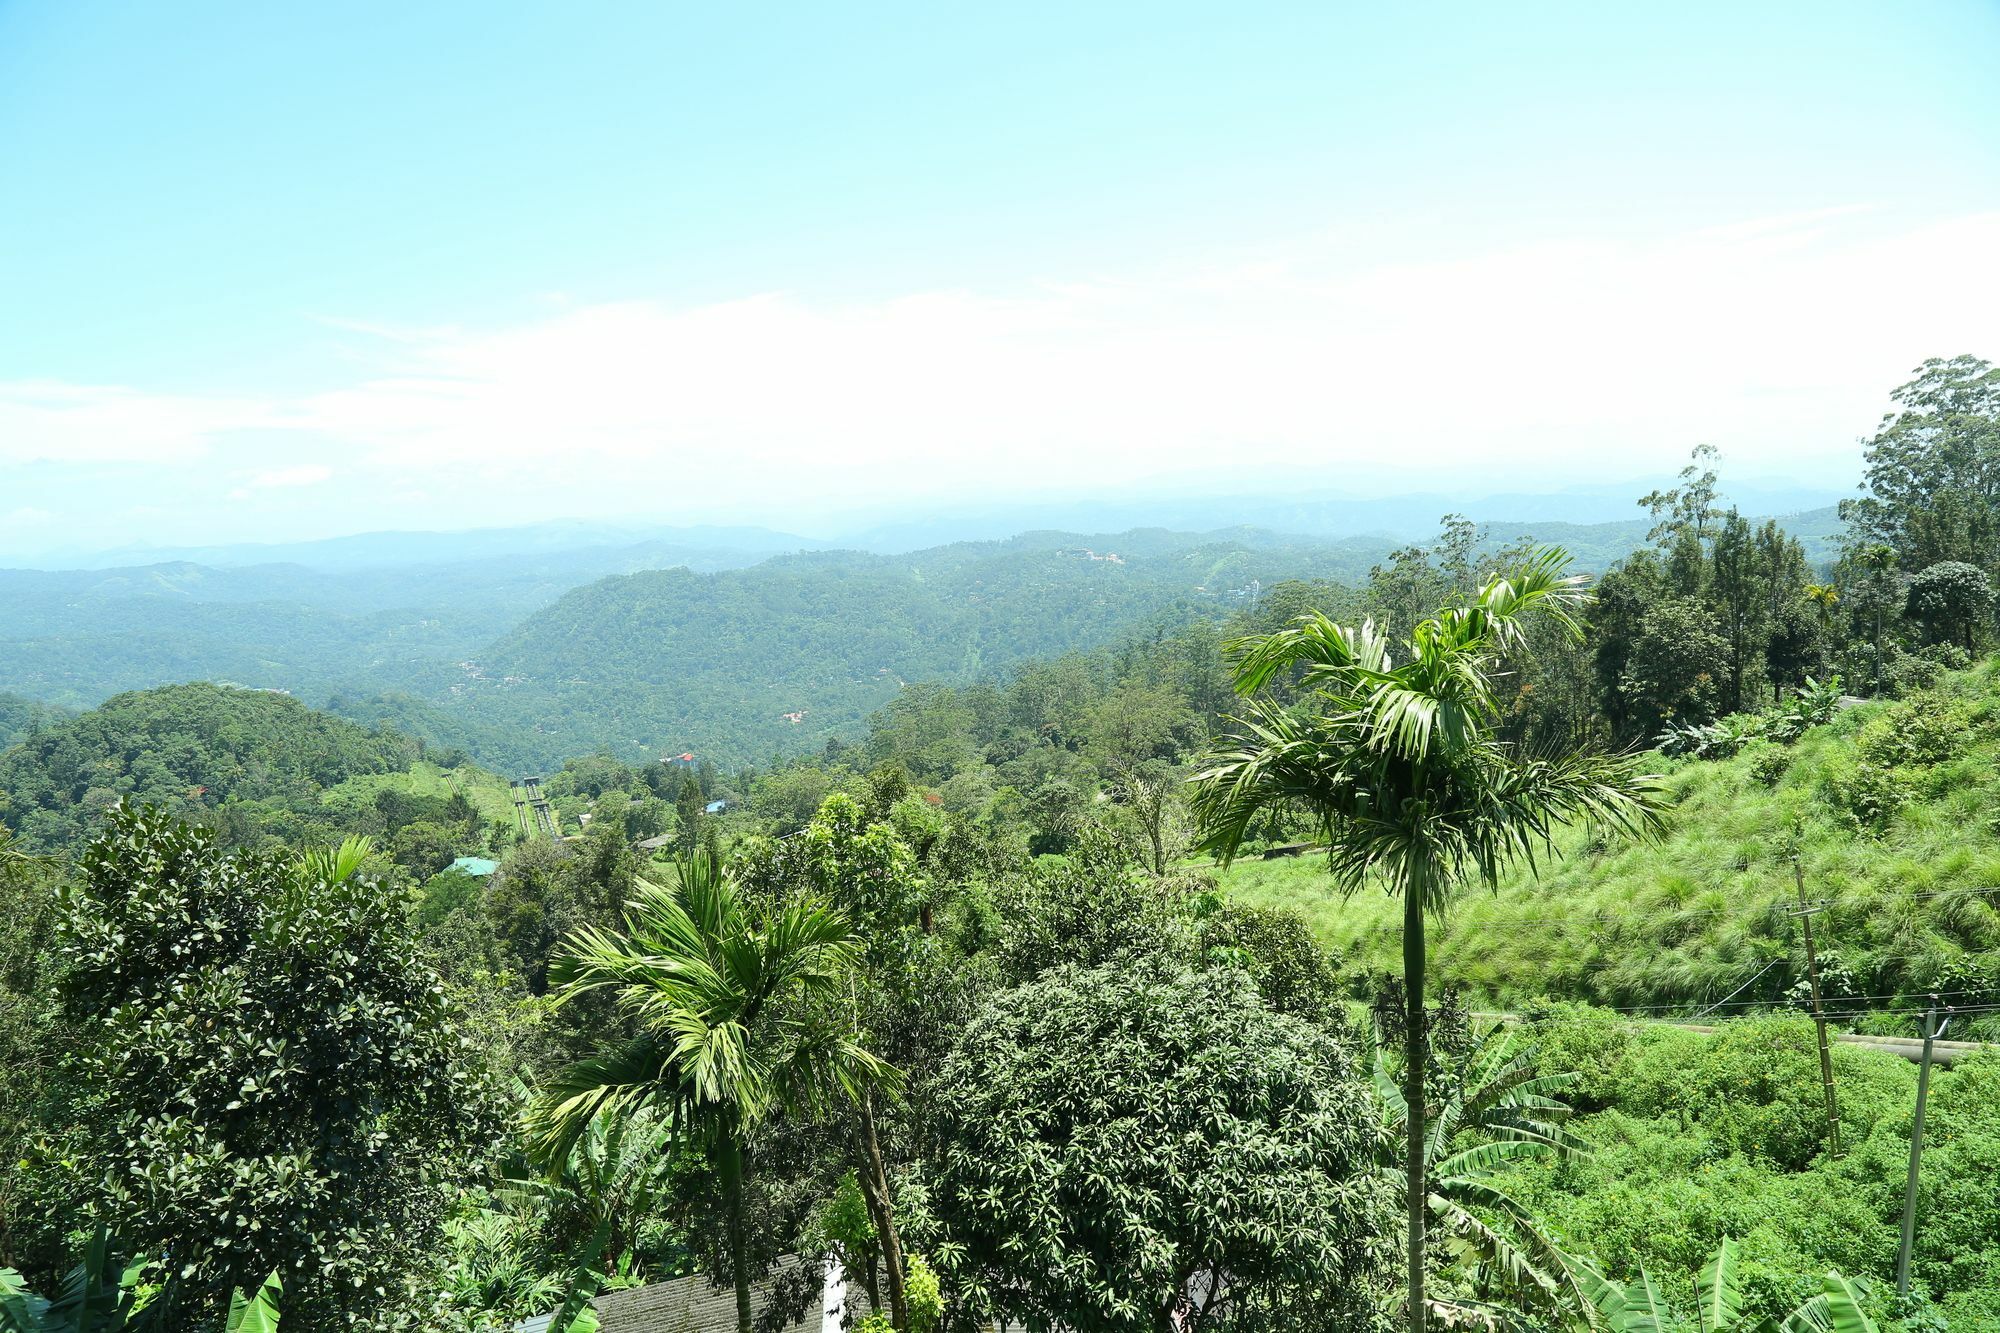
57, 806, 498, 1331
1825, 760, 1913, 833
1858, 692, 1971, 768
904, 1254, 943, 1333
926, 958, 1391, 1333
1741, 739, 1791, 787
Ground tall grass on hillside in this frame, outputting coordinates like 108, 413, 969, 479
1222, 660, 2000, 1039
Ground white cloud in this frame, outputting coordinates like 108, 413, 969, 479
0, 381, 279, 464
9, 210, 2000, 514
226, 463, 334, 501
246, 464, 334, 489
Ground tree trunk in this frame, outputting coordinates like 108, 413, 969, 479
858, 1090, 911, 1331
1403, 885, 1428, 1333
861, 1256, 881, 1313
722, 1138, 753, 1333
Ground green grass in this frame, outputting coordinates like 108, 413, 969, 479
320, 760, 520, 828
1218, 659, 2000, 1037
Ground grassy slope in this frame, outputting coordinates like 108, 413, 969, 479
320, 760, 521, 829
1221, 660, 2000, 1037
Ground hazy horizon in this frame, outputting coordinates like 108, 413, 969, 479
4, 468, 1856, 570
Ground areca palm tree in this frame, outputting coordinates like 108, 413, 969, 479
1191, 548, 1659, 1333
1373, 1029, 1594, 1329
526, 850, 896, 1333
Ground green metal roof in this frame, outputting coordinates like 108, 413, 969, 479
450, 856, 499, 877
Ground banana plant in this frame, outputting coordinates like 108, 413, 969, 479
0, 1228, 281, 1333
1373, 1029, 1599, 1330
1580, 1238, 1878, 1333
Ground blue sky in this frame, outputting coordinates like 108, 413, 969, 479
3, 1, 1998, 558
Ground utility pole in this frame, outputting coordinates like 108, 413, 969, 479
1896, 998, 1952, 1297
1791, 856, 1841, 1155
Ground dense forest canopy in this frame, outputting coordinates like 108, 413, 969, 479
0, 682, 422, 852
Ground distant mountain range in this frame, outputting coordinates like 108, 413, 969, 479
0, 493, 1850, 770
21, 477, 1847, 572
820, 481, 1849, 553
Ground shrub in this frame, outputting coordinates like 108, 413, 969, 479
1858, 693, 1971, 768
1826, 760, 1913, 833
1765, 675, 1843, 744
1743, 739, 1791, 786
1199, 901, 1346, 1025
1494, 1110, 1892, 1311
905, 1253, 944, 1333
1519, 1000, 1641, 1112
1881, 648, 1947, 699
1610, 1015, 1911, 1171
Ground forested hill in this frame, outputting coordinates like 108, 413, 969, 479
0, 531, 811, 709
402, 528, 1388, 769
0, 682, 426, 851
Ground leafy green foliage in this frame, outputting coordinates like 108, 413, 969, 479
0, 1227, 284, 1333
1842, 356, 2000, 576
925, 958, 1391, 1333
0, 829, 68, 1276
1905, 561, 1993, 651
56, 807, 497, 1331
1372, 1031, 1595, 1325
1489, 1007, 2000, 1324
1198, 900, 1346, 1025
1592, 448, 1824, 740
527, 852, 891, 1333
1583, 1237, 1880, 1333
902, 1253, 942, 1333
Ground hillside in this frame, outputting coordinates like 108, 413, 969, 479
1223, 659, 2000, 1039
419, 511, 1849, 771
392, 528, 1393, 768
0, 532, 811, 709
0, 682, 431, 851
0, 502, 1843, 771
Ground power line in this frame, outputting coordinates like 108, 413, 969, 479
1403, 883, 2000, 933
1486, 1001, 2000, 1024
1689, 959, 1783, 1019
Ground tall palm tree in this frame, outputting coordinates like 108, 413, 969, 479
1373, 1029, 1594, 1329
526, 850, 895, 1333
1191, 548, 1659, 1333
